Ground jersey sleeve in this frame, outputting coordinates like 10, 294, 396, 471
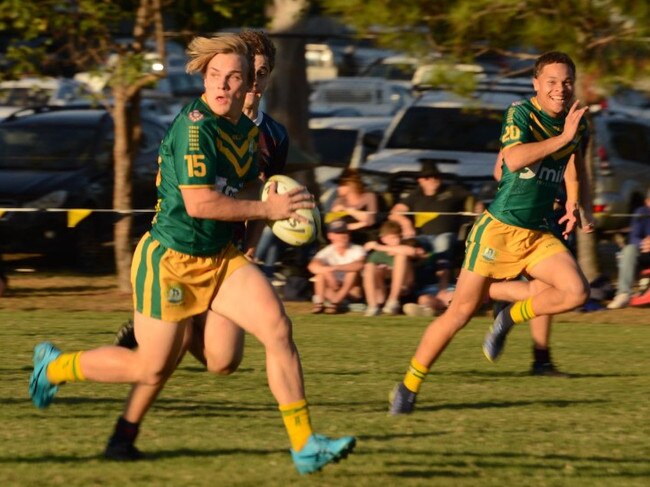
500, 103, 533, 149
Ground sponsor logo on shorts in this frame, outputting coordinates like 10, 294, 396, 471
482, 247, 496, 262
167, 284, 184, 304
188, 110, 204, 122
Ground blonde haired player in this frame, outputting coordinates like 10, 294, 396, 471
29, 33, 354, 474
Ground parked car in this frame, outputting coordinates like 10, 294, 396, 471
604, 87, 650, 120
0, 106, 166, 267
358, 88, 531, 203
0, 77, 94, 120
309, 77, 413, 118
308, 116, 393, 208
360, 55, 419, 83
590, 106, 650, 232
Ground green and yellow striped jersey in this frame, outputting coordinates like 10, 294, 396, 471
150, 96, 259, 255
488, 97, 588, 230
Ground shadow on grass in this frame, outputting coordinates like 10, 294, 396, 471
0, 446, 286, 464
350, 449, 650, 480
440, 369, 641, 379
416, 398, 607, 413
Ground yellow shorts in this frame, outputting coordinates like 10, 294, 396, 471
131, 232, 249, 322
462, 212, 568, 280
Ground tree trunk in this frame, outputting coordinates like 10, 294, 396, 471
112, 87, 135, 293
266, 1, 312, 152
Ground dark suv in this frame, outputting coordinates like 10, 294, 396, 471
0, 107, 166, 265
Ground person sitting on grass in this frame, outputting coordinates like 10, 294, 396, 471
362, 220, 427, 316
308, 219, 366, 314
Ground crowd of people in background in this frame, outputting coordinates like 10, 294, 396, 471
270, 167, 650, 318
305, 164, 475, 318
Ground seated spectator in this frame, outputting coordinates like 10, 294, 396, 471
362, 220, 427, 316
388, 162, 472, 290
253, 225, 286, 279
608, 188, 650, 309
329, 168, 380, 244
308, 219, 366, 314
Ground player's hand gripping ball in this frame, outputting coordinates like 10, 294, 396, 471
261, 175, 321, 246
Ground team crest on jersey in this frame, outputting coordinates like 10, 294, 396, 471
482, 247, 496, 262
166, 284, 184, 305
188, 110, 204, 122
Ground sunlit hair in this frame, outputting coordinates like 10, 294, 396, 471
379, 220, 402, 238
238, 30, 276, 72
186, 34, 254, 86
338, 168, 366, 193
534, 51, 576, 79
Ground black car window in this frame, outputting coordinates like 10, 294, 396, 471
385, 106, 503, 152
0, 125, 96, 169
607, 121, 650, 164
310, 128, 358, 167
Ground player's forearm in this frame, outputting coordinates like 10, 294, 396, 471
573, 153, 595, 223
185, 189, 270, 221
502, 135, 570, 172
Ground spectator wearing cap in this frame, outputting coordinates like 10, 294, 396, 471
329, 168, 380, 245
608, 187, 650, 309
388, 162, 473, 290
362, 220, 427, 316
307, 219, 366, 314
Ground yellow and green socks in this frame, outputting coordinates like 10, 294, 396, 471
279, 399, 313, 451
403, 357, 429, 393
46, 351, 86, 384
508, 298, 536, 324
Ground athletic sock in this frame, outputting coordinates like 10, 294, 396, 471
509, 298, 536, 324
110, 416, 140, 444
403, 357, 429, 393
46, 351, 86, 384
533, 346, 551, 365
279, 399, 313, 451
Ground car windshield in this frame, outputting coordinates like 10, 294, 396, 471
385, 106, 503, 152
310, 128, 358, 167
157, 72, 204, 97
0, 125, 97, 169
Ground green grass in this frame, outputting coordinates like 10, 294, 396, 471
1, 309, 649, 486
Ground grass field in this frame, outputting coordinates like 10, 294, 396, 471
1, 272, 649, 486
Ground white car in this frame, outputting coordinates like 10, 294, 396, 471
360, 88, 532, 203
0, 77, 93, 120
309, 77, 413, 118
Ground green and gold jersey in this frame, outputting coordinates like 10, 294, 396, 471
488, 97, 588, 230
150, 96, 259, 256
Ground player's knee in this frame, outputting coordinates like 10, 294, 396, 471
140, 368, 169, 387
569, 282, 590, 307
260, 314, 293, 349
206, 355, 242, 376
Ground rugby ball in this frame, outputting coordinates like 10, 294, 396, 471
261, 175, 320, 246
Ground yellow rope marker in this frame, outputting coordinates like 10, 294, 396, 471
67, 209, 93, 228
324, 210, 349, 224
414, 212, 439, 228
